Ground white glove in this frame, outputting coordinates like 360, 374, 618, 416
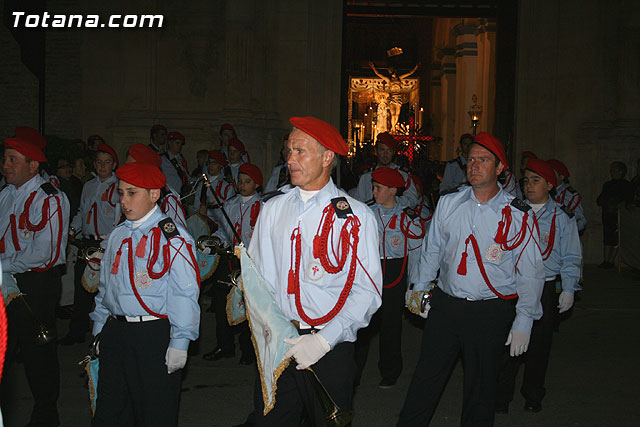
165, 347, 188, 374
505, 329, 530, 357
558, 291, 574, 313
283, 333, 330, 370
405, 288, 430, 318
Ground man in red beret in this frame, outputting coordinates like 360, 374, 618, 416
61, 142, 120, 345
225, 138, 250, 193
496, 158, 581, 414
90, 162, 200, 426
548, 159, 586, 233
150, 124, 168, 153
399, 132, 544, 426
0, 130, 70, 426
352, 132, 418, 208
202, 163, 263, 364
354, 167, 426, 390
161, 131, 191, 195
439, 133, 474, 194
247, 116, 382, 425
126, 143, 188, 230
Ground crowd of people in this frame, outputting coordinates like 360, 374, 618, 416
0, 117, 635, 426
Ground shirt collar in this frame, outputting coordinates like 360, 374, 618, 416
468, 183, 506, 213
292, 178, 337, 206
125, 206, 164, 234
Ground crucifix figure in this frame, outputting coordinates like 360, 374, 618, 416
369, 61, 419, 133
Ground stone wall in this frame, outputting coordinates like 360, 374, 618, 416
1, 0, 343, 176
515, 0, 640, 263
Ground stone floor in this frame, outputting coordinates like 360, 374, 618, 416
2, 264, 639, 426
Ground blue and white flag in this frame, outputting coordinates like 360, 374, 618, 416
196, 252, 219, 281
237, 246, 299, 415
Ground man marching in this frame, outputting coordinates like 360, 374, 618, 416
496, 159, 581, 413
0, 128, 70, 426
90, 162, 200, 426
248, 116, 382, 426
399, 133, 544, 426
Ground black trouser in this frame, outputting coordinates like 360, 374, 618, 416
212, 257, 252, 355
496, 279, 558, 407
1, 268, 61, 426
67, 257, 97, 339
253, 335, 355, 427
92, 318, 182, 427
355, 257, 405, 383
398, 287, 515, 427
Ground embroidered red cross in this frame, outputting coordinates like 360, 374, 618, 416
312, 266, 319, 275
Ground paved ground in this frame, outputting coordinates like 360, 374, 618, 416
3, 264, 640, 426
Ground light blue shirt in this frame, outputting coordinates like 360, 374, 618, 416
416, 185, 545, 334
353, 163, 418, 208
161, 152, 190, 194
439, 156, 467, 194
71, 174, 119, 239
213, 193, 262, 247
248, 178, 382, 348
527, 198, 582, 293
90, 207, 200, 350
264, 163, 288, 193
555, 183, 586, 232
191, 171, 236, 223
0, 174, 70, 273
370, 202, 427, 287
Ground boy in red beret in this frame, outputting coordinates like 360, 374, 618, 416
90, 162, 200, 426
202, 163, 263, 364
496, 158, 581, 413
61, 142, 120, 345
354, 167, 426, 389
160, 131, 191, 195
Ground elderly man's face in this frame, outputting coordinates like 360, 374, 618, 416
467, 144, 504, 189
285, 129, 332, 191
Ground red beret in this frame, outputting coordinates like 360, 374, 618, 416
521, 151, 537, 159
220, 123, 237, 138
372, 167, 405, 188
228, 138, 245, 153
473, 132, 508, 170
96, 143, 119, 167
376, 132, 398, 151
526, 159, 557, 187
4, 138, 47, 162
460, 133, 474, 141
289, 116, 347, 156
150, 124, 167, 134
168, 131, 185, 142
208, 150, 228, 166
14, 127, 46, 149
116, 162, 166, 189
239, 163, 263, 186
547, 159, 569, 178
88, 135, 105, 145
128, 143, 161, 167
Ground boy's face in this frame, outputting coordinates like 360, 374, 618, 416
228, 144, 243, 164
372, 181, 397, 206
95, 152, 115, 181
237, 173, 257, 197
118, 181, 160, 221
207, 159, 222, 177
523, 169, 553, 204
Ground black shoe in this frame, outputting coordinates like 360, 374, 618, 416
524, 401, 542, 413
239, 352, 256, 365
495, 403, 509, 414
378, 378, 397, 389
59, 334, 85, 346
202, 347, 235, 361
